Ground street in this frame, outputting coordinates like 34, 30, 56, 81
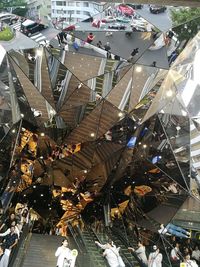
136, 5, 173, 32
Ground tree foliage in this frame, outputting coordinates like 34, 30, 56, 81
171, 8, 200, 42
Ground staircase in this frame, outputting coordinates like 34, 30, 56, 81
21, 234, 64, 267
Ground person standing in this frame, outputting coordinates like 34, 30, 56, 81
95, 240, 125, 267
148, 246, 162, 267
129, 241, 148, 266
0, 245, 9, 267
55, 239, 72, 267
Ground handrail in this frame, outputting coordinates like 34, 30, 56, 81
67, 222, 83, 254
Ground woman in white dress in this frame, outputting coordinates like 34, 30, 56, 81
95, 240, 125, 267
55, 239, 72, 267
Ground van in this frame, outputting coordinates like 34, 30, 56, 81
21, 19, 46, 36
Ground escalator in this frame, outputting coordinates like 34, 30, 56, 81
67, 222, 108, 267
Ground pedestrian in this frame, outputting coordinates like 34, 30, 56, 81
97, 41, 103, 49
151, 61, 157, 67
55, 239, 73, 267
86, 32, 95, 43
95, 240, 125, 267
131, 48, 139, 57
129, 241, 148, 266
104, 42, 111, 52
0, 245, 9, 267
148, 246, 162, 267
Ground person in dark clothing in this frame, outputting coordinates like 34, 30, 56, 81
97, 41, 103, 49
131, 48, 139, 57
2, 226, 18, 250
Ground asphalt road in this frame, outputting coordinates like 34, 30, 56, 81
136, 5, 173, 32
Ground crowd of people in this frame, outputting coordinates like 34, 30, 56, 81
0, 203, 30, 266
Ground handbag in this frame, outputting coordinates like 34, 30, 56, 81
63, 258, 71, 267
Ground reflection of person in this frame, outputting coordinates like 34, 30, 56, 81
129, 241, 148, 266
148, 246, 162, 267
55, 239, 72, 267
0, 245, 9, 267
158, 223, 190, 238
86, 32, 95, 43
95, 240, 125, 267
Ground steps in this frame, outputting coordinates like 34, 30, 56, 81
21, 234, 64, 267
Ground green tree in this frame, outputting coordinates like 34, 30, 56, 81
171, 8, 200, 43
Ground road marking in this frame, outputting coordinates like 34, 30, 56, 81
34, 36, 46, 42
30, 33, 42, 39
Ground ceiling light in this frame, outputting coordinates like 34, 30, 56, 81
12, 129, 16, 133
41, 194, 44, 197
33, 185, 36, 188
90, 133, 95, 137
143, 144, 147, 148
21, 113, 24, 118
84, 170, 88, 173
40, 133, 45, 137
135, 66, 142, 73
166, 90, 173, 97
138, 142, 141, 145
118, 112, 123, 117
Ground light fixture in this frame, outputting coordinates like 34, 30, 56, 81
21, 113, 24, 118
135, 66, 142, 73
138, 142, 141, 145
166, 90, 173, 97
118, 112, 123, 117
90, 133, 95, 137
41, 194, 44, 197
12, 129, 16, 133
143, 144, 147, 148
40, 156, 43, 159
33, 185, 36, 188
40, 133, 45, 137
84, 170, 88, 173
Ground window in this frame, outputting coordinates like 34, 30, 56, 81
68, 1, 74, 6
83, 2, 89, 7
76, 2, 80, 7
83, 11, 90, 16
76, 11, 80, 14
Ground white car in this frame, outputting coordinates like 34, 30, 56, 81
102, 16, 116, 23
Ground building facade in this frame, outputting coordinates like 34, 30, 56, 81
51, 1, 104, 24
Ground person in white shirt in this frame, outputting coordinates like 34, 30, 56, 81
128, 241, 148, 265
192, 245, 200, 263
170, 243, 181, 262
95, 240, 125, 267
148, 246, 162, 267
183, 254, 198, 267
0, 245, 9, 267
55, 239, 72, 267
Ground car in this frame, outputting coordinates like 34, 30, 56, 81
108, 23, 126, 30
117, 4, 134, 16
149, 5, 167, 14
127, 4, 143, 9
21, 19, 46, 36
101, 16, 116, 23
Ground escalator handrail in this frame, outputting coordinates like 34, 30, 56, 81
67, 222, 84, 254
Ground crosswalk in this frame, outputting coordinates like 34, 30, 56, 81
11, 21, 48, 45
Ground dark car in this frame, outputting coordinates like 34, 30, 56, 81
21, 20, 46, 36
149, 5, 167, 14
127, 3, 143, 9
108, 23, 126, 30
